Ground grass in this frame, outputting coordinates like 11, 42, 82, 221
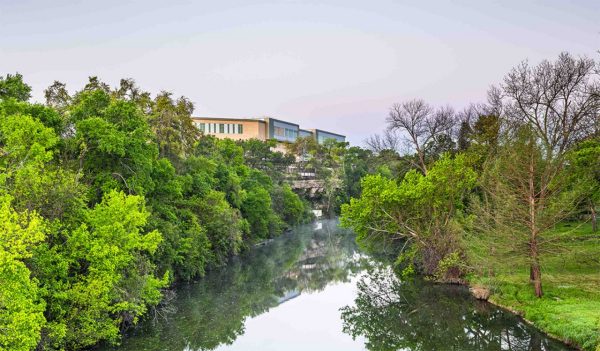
470, 222, 600, 351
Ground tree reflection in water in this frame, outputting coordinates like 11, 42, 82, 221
340, 268, 574, 351
103, 220, 366, 351
102, 220, 573, 351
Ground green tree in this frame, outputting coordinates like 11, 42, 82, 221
44, 81, 71, 113
271, 184, 307, 225
0, 73, 31, 101
149, 92, 200, 162
568, 139, 600, 232
239, 138, 294, 181
66, 87, 158, 200
472, 128, 589, 297
146, 157, 212, 281
198, 190, 247, 264
60, 190, 166, 349
242, 186, 279, 240
341, 154, 477, 278
0, 196, 47, 351
0, 112, 83, 221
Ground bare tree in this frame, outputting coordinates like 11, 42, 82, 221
386, 99, 455, 175
364, 129, 401, 153
502, 52, 599, 156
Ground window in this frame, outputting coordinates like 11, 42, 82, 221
285, 129, 298, 139
200, 122, 246, 135
274, 127, 285, 137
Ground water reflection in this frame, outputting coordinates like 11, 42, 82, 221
102, 220, 573, 351
104, 220, 365, 351
340, 268, 573, 351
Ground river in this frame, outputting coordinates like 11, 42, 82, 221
100, 220, 574, 351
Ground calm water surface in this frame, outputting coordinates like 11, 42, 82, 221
102, 220, 573, 351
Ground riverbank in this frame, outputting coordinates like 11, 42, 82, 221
470, 222, 600, 351
101, 220, 575, 351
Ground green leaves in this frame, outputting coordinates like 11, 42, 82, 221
0, 196, 47, 351
0, 113, 58, 169
0, 74, 323, 350
61, 190, 165, 349
341, 154, 477, 276
0, 73, 31, 102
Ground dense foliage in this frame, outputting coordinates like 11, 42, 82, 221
341, 52, 599, 291
340, 52, 599, 349
0, 76, 322, 350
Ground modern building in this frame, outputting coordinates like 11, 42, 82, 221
311, 129, 346, 144
193, 117, 267, 141
191, 116, 345, 145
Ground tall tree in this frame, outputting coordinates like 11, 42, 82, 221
149, 92, 200, 162
0, 196, 47, 351
473, 128, 588, 297
502, 52, 599, 156
386, 99, 455, 175
44, 81, 71, 112
0, 73, 31, 101
473, 53, 600, 297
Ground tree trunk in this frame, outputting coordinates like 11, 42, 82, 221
417, 148, 428, 175
528, 149, 543, 298
529, 265, 535, 282
530, 258, 543, 298
591, 203, 597, 233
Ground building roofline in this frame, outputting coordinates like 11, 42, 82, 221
311, 129, 346, 138
265, 117, 300, 128
192, 116, 266, 123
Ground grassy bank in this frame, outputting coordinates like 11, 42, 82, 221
470, 222, 600, 351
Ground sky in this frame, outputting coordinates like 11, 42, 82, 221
1, 0, 599, 145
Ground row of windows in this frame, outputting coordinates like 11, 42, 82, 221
317, 132, 345, 144
317, 135, 344, 143
197, 123, 244, 134
195, 121, 343, 144
274, 126, 298, 139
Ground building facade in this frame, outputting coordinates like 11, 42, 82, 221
191, 116, 345, 145
312, 129, 346, 144
193, 117, 268, 141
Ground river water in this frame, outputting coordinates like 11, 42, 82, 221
101, 220, 574, 351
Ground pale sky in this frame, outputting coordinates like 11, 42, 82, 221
1, 0, 598, 145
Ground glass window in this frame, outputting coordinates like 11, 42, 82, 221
199, 123, 205, 132
219, 124, 224, 133
238, 124, 243, 134
274, 127, 285, 137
